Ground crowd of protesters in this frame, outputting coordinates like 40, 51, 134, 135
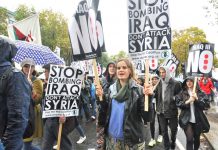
0, 36, 96, 150
0, 36, 217, 150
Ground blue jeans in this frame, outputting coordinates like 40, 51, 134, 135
76, 124, 85, 137
90, 98, 96, 117
0, 140, 4, 150
23, 141, 40, 150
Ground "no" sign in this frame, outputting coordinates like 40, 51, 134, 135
186, 43, 214, 76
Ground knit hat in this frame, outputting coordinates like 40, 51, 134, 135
21, 58, 36, 67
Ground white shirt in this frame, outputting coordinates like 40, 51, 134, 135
188, 89, 196, 123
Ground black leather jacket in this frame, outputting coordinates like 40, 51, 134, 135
100, 79, 150, 146
97, 76, 115, 126
154, 78, 182, 118
176, 87, 209, 129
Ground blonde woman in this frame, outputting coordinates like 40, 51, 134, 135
96, 58, 150, 150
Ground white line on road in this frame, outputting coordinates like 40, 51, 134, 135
176, 139, 185, 150
176, 126, 186, 150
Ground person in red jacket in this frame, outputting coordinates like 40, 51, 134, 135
198, 75, 215, 102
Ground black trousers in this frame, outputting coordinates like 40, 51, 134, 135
159, 113, 178, 150
150, 105, 162, 139
184, 122, 201, 150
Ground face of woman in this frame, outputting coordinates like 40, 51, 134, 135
186, 79, 194, 89
108, 64, 116, 75
22, 64, 35, 76
116, 61, 131, 81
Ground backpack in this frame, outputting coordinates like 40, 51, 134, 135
0, 67, 35, 139
0, 67, 14, 138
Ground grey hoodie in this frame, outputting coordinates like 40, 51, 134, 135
159, 66, 171, 102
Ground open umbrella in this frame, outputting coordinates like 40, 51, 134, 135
13, 40, 65, 65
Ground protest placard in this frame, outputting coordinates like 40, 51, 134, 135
68, 0, 105, 61
128, 0, 171, 60
186, 43, 214, 77
42, 65, 84, 118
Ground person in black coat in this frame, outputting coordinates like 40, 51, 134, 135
0, 36, 31, 150
176, 76, 210, 150
153, 66, 182, 150
96, 59, 151, 149
97, 62, 116, 149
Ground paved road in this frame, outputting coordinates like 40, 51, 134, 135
33, 117, 213, 150
69, 119, 96, 150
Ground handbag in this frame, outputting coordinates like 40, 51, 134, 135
198, 111, 210, 133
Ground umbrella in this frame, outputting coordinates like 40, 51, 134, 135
13, 40, 64, 65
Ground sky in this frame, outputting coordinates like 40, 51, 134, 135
1, 0, 218, 55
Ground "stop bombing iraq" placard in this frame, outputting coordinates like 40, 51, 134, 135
42, 65, 84, 118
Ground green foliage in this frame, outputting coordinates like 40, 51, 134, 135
39, 10, 71, 65
0, 7, 8, 35
97, 52, 110, 67
110, 50, 128, 62
97, 50, 128, 67
204, 0, 218, 25
14, 5, 72, 65
172, 27, 207, 66
15, 5, 36, 21
214, 53, 218, 67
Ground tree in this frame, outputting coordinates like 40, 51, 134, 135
172, 27, 218, 71
110, 50, 128, 62
214, 52, 218, 67
172, 27, 207, 65
204, 0, 218, 26
14, 5, 72, 65
97, 52, 110, 68
204, 1, 218, 68
39, 10, 71, 65
0, 7, 8, 35
14, 5, 36, 21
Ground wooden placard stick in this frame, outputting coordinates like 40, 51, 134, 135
193, 77, 198, 93
57, 122, 63, 150
144, 59, 150, 111
93, 59, 103, 101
